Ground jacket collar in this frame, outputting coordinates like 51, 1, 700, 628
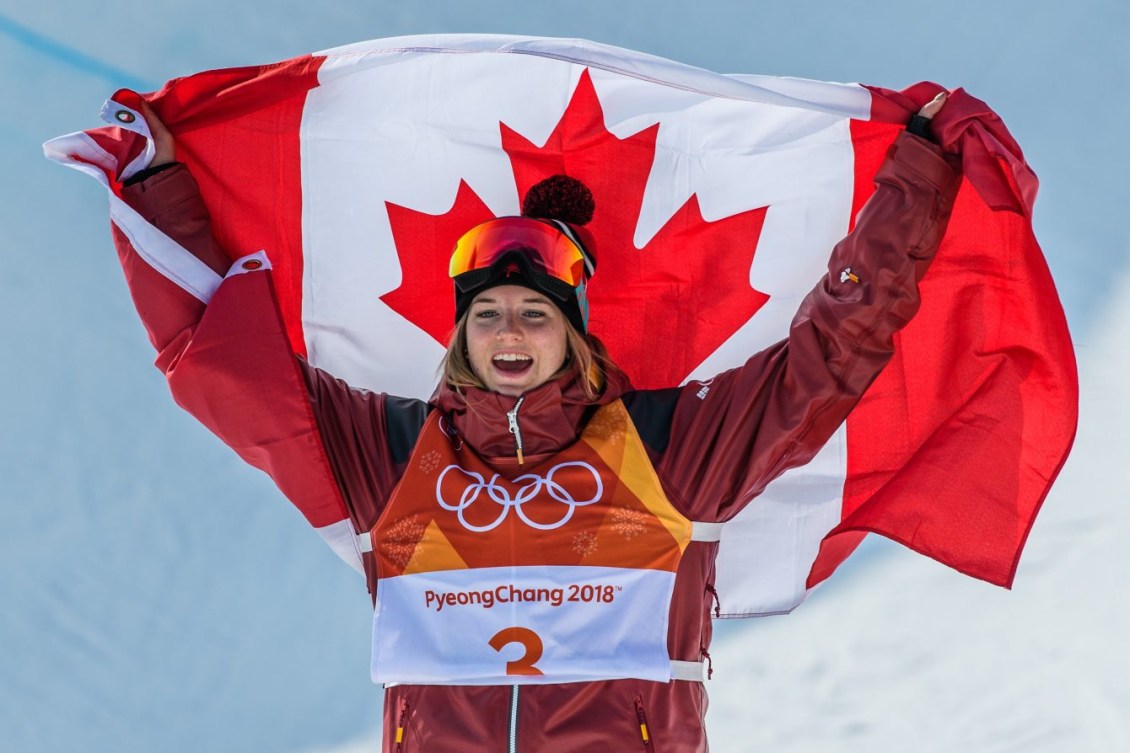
431, 365, 631, 465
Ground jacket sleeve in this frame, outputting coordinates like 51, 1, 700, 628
654, 131, 961, 521
117, 165, 407, 545
299, 362, 429, 529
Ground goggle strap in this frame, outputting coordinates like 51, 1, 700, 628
547, 219, 596, 278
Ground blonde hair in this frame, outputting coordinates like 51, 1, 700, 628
441, 311, 608, 402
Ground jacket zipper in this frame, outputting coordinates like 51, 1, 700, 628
505, 398, 523, 749
506, 396, 526, 465
394, 698, 409, 753
634, 696, 654, 752
508, 684, 520, 753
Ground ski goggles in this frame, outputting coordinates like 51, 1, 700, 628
449, 217, 594, 288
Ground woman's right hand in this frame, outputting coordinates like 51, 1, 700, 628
140, 101, 176, 167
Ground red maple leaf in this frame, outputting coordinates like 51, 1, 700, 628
382, 181, 495, 346
381, 69, 768, 388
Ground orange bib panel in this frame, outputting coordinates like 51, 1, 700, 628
368, 400, 692, 685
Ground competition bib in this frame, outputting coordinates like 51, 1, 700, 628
368, 400, 693, 685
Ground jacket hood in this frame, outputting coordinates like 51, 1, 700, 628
431, 361, 632, 466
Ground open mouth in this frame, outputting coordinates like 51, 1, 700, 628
492, 353, 533, 374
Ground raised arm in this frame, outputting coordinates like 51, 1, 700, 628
656, 98, 961, 521
112, 105, 418, 569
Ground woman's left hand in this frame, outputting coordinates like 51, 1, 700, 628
917, 91, 947, 120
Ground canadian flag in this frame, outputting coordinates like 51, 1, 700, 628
45, 35, 1076, 616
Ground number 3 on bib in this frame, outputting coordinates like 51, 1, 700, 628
489, 627, 544, 676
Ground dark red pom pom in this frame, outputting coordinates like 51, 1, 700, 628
521, 175, 595, 227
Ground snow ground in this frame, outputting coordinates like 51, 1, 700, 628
4, 2, 1127, 752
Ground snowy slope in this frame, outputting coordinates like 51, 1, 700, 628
4, 2, 1126, 752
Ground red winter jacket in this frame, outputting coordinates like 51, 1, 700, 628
119, 131, 959, 752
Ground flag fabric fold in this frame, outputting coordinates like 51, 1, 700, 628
46, 34, 1077, 616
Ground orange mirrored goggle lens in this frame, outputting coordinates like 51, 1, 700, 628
449, 218, 586, 287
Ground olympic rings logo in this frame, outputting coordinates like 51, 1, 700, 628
436, 462, 603, 532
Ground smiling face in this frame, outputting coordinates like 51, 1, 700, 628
465, 285, 569, 397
